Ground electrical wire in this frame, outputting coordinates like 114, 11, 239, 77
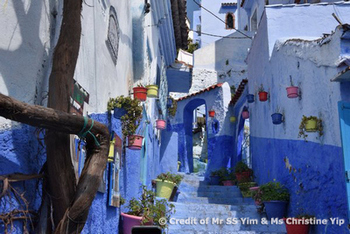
191, 0, 252, 39
190, 29, 252, 39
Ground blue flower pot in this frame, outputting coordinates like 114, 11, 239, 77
271, 113, 283, 125
113, 107, 127, 119
247, 94, 255, 103
264, 201, 288, 219
210, 176, 220, 185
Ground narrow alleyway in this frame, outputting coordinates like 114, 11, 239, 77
168, 174, 287, 233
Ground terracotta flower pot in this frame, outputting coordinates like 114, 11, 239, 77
271, 113, 283, 125
235, 171, 251, 182
286, 86, 299, 98
127, 135, 143, 150
156, 119, 166, 130
209, 110, 215, 117
133, 87, 148, 101
283, 218, 310, 234
259, 91, 268, 102
222, 180, 235, 186
247, 94, 255, 103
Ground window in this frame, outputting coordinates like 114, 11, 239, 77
106, 7, 120, 64
251, 9, 257, 32
225, 13, 235, 29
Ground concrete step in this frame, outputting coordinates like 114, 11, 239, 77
181, 190, 243, 198
177, 195, 255, 205
180, 185, 242, 193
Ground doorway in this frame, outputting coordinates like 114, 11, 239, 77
339, 101, 350, 223
192, 104, 208, 175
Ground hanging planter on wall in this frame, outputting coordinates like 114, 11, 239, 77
242, 110, 249, 119
133, 86, 148, 101
209, 110, 215, 118
286, 76, 299, 99
230, 116, 236, 123
113, 107, 127, 119
271, 113, 283, 125
258, 84, 268, 102
127, 135, 144, 150
156, 119, 166, 130
286, 86, 299, 98
247, 94, 255, 103
146, 85, 158, 98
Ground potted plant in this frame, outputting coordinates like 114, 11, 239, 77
133, 84, 148, 101
155, 172, 184, 200
156, 119, 166, 130
168, 97, 177, 117
298, 115, 323, 141
209, 110, 215, 118
107, 95, 130, 119
260, 181, 290, 219
230, 116, 236, 123
167, 97, 173, 107
284, 214, 314, 234
271, 107, 284, 125
210, 169, 222, 185
220, 168, 236, 186
286, 76, 299, 98
242, 107, 249, 119
238, 181, 257, 197
247, 94, 255, 103
121, 186, 175, 234
234, 161, 252, 182
146, 84, 159, 98
258, 84, 268, 102
107, 96, 143, 150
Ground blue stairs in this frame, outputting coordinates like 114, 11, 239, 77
168, 174, 287, 234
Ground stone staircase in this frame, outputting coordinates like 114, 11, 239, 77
168, 174, 287, 234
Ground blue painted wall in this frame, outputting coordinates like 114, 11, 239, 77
0, 125, 45, 233
251, 136, 348, 233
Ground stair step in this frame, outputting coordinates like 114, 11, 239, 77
181, 190, 243, 198
180, 185, 242, 192
177, 196, 255, 205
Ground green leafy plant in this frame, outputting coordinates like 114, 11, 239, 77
186, 39, 199, 53
211, 168, 236, 183
234, 161, 250, 173
107, 96, 143, 137
168, 97, 177, 117
124, 186, 175, 229
156, 172, 184, 186
298, 115, 323, 141
259, 181, 289, 202
258, 84, 265, 92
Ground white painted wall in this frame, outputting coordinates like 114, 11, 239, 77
190, 31, 252, 93
247, 8, 350, 147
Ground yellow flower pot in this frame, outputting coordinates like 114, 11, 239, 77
155, 179, 176, 200
305, 119, 317, 132
230, 116, 236, 122
146, 85, 158, 98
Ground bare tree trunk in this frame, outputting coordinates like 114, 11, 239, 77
45, 0, 82, 227
0, 93, 109, 233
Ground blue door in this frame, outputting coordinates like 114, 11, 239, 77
339, 101, 350, 222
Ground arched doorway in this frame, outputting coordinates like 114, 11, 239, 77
181, 98, 207, 173
237, 109, 251, 167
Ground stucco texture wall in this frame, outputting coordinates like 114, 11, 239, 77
246, 6, 350, 233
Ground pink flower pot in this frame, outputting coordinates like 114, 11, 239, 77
127, 135, 143, 150
286, 86, 299, 98
121, 213, 152, 234
242, 111, 249, 119
156, 119, 166, 130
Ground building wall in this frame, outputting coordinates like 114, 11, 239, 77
247, 6, 350, 232
201, 0, 239, 46
168, 83, 235, 178
190, 31, 252, 93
